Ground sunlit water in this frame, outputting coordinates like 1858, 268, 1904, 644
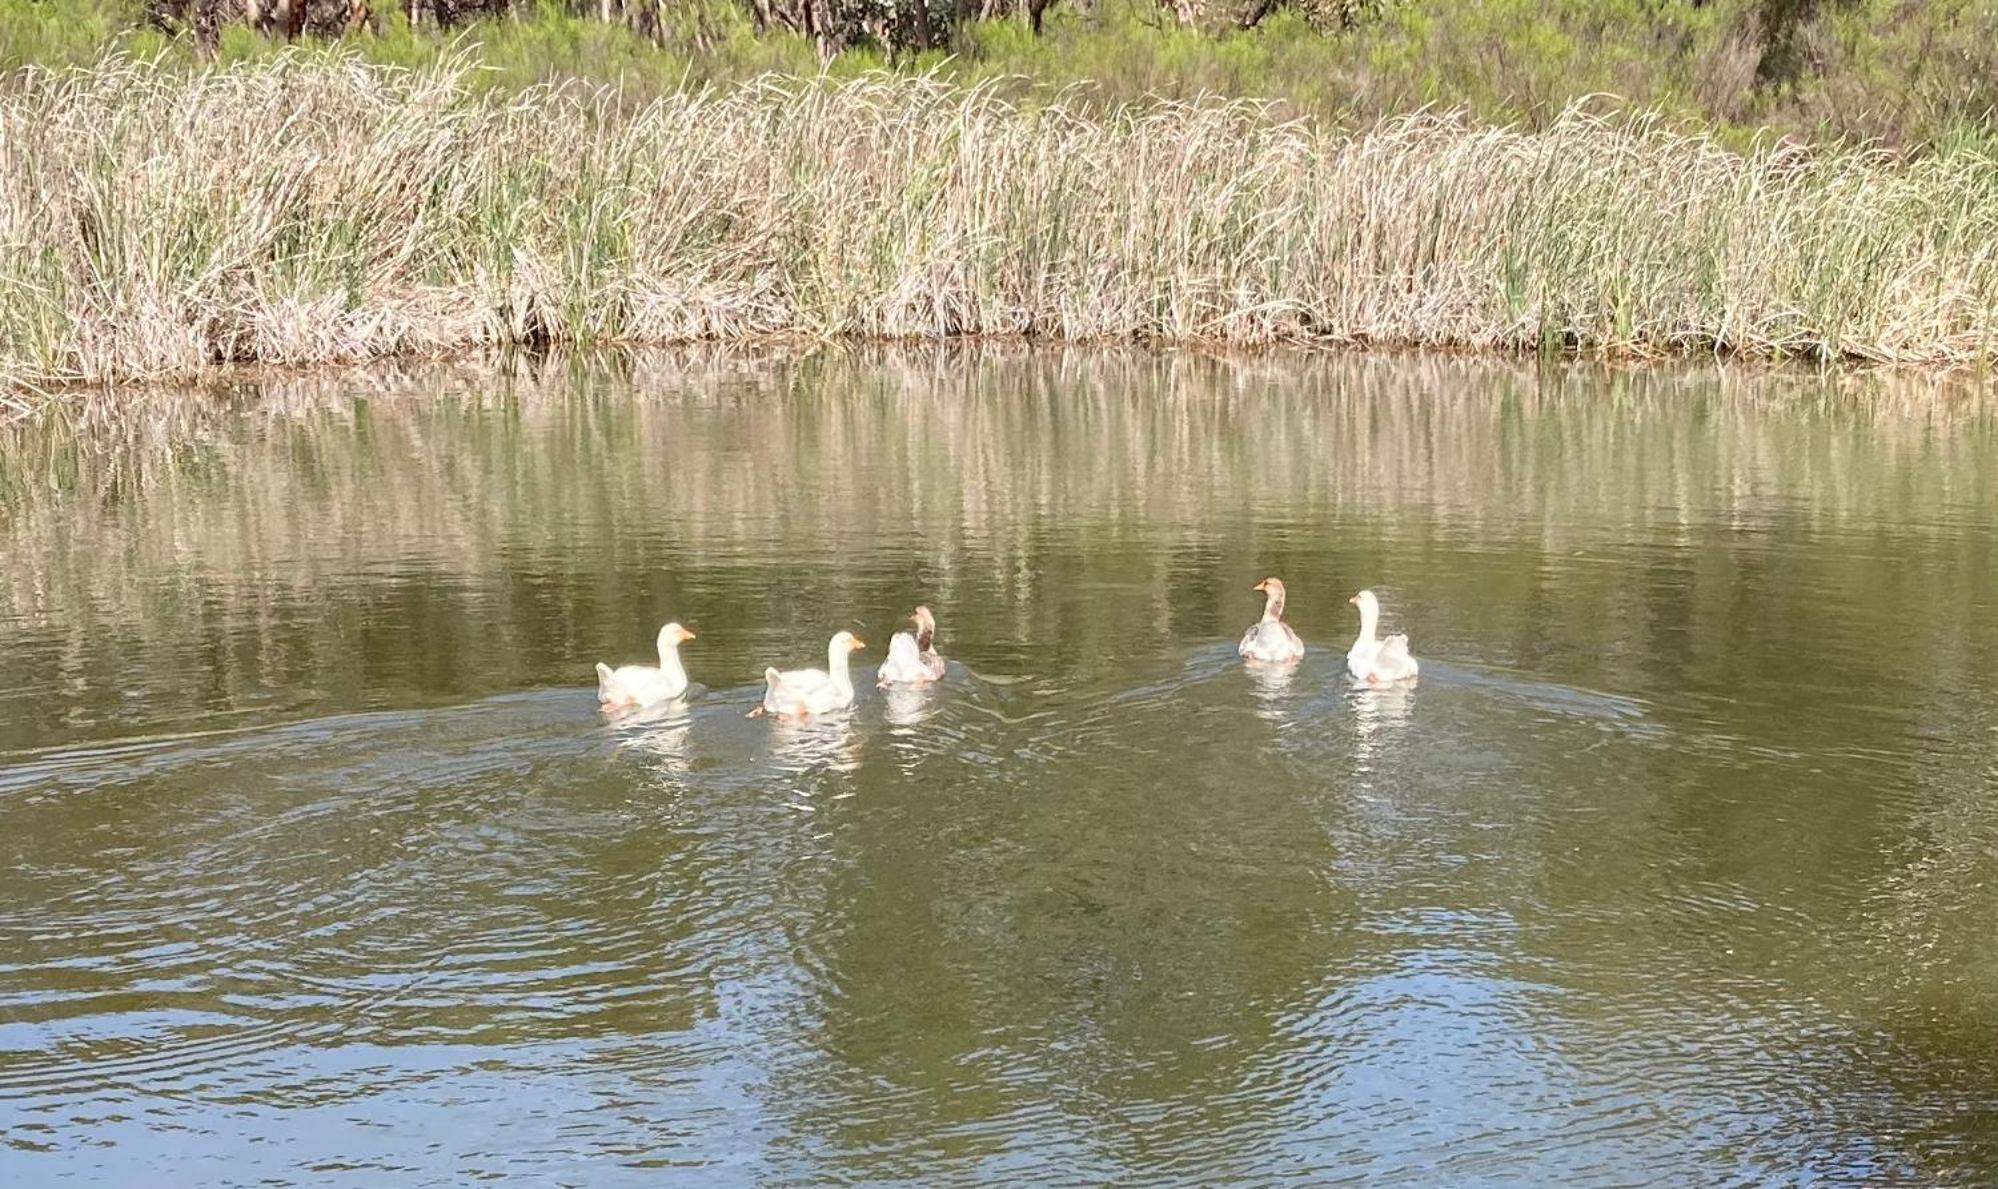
1, 349, 1996, 1184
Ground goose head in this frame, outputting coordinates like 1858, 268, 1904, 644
1254, 577, 1288, 619
911, 605, 937, 649
657, 622, 697, 647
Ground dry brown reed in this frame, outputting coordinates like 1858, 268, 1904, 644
4, 53, 1997, 398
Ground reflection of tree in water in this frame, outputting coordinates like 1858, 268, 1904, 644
758, 707, 1365, 1178
0, 694, 730, 1084
1823, 685, 1998, 1170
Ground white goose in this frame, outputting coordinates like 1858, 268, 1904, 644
755, 630, 866, 718
595, 622, 696, 712
877, 605, 947, 688
1346, 590, 1419, 684
1238, 577, 1306, 664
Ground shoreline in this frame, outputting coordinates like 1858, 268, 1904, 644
9, 330, 1988, 417
8, 340, 1990, 431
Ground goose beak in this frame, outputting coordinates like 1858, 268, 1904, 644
852, 638, 866, 651
1348, 595, 1359, 605
681, 628, 697, 640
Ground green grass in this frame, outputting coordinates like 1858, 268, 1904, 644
0, 0, 163, 67
0, 0, 823, 89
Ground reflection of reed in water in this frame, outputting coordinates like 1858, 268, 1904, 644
7, 348, 1990, 560
0, 346, 1993, 750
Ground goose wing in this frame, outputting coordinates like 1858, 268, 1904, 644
1375, 634, 1419, 680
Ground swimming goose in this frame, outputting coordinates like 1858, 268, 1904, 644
1239, 577, 1306, 664
755, 630, 866, 718
596, 622, 696, 711
1346, 590, 1419, 684
877, 605, 947, 687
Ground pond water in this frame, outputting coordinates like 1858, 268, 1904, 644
1, 349, 1996, 1184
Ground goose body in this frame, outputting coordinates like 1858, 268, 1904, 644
758, 631, 866, 717
596, 622, 696, 711
1346, 590, 1419, 684
877, 605, 947, 687
1239, 577, 1306, 664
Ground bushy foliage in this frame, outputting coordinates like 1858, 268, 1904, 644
4, 0, 1996, 143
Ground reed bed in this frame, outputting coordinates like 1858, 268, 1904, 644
4, 53, 1997, 395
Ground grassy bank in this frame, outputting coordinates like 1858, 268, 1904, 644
3, 53, 1997, 398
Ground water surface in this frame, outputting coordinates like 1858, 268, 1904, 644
2, 349, 1996, 1184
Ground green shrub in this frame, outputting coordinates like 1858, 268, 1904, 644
2, 0, 1995, 142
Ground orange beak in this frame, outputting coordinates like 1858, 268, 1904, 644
1348, 595, 1359, 605
851, 638, 866, 650
681, 628, 697, 640
1253, 580, 1268, 592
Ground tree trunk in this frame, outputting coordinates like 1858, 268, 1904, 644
192, 0, 224, 55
